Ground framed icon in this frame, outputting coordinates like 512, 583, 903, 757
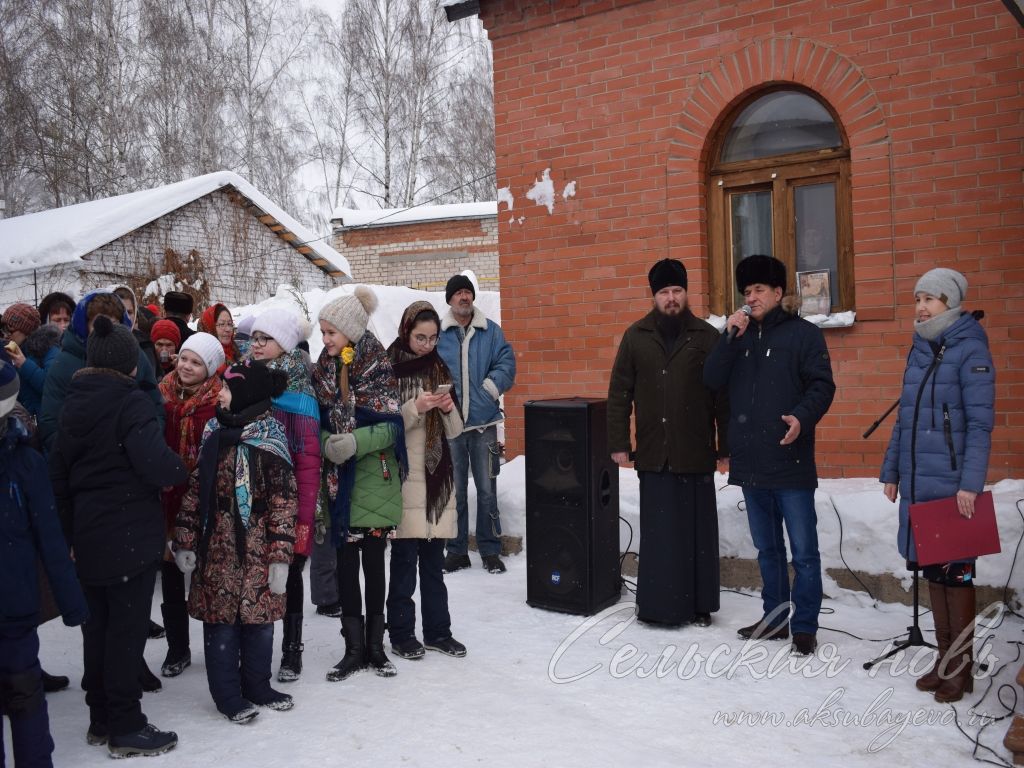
796, 269, 832, 316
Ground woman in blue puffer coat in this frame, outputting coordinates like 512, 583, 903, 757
880, 267, 995, 705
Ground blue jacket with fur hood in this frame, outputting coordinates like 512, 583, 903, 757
437, 307, 515, 429
880, 311, 995, 561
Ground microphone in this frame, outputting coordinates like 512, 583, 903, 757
726, 305, 751, 344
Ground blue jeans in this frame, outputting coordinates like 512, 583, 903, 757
742, 487, 822, 635
203, 622, 274, 717
0, 625, 53, 768
447, 426, 502, 558
387, 538, 452, 644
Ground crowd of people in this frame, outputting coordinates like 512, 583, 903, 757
0, 274, 516, 762
0, 259, 995, 763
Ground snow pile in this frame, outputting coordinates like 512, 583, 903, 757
491, 460, 1022, 592
707, 311, 856, 331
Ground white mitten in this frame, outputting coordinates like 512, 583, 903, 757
268, 562, 289, 595
175, 549, 196, 575
324, 433, 357, 465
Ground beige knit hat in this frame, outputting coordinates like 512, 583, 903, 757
318, 286, 378, 343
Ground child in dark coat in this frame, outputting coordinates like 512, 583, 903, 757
0, 360, 88, 768
50, 316, 187, 758
175, 360, 299, 724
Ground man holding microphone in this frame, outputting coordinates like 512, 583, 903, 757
703, 255, 835, 655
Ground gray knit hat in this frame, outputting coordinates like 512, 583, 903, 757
87, 315, 139, 375
318, 286, 378, 343
914, 268, 967, 309
0, 358, 19, 418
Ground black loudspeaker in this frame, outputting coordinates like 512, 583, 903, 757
525, 398, 620, 615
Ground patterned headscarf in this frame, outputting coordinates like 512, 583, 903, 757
386, 301, 455, 524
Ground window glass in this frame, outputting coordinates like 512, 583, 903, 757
795, 182, 838, 310
722, 91, 841, 162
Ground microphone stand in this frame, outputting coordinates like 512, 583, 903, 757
861, 399, 935, 669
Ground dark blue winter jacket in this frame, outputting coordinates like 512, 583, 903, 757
0, 416, 88, 629
703, 304, 836, 489
880, 311, 995, 561
38, 292, 164, 451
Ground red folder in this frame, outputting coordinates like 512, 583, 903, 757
909, 491, 1000, 566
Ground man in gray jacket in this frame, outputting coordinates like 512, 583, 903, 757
608, 259, 728, 626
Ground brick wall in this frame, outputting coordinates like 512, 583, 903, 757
333, 217, 500, 291
78, 189, 338, 307
479, 0, 1023, 480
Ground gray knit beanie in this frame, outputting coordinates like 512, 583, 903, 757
914, 268, 967, 309
87, 315, 139, 375
318, 286, 378, 343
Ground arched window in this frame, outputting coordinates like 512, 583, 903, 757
708, 88, 854, 315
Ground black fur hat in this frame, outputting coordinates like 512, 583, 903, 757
648, 259, 688, 294
735, 254, 787, 292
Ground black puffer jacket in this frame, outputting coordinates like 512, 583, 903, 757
703, 304, 835, 489
50, 368, 187, 585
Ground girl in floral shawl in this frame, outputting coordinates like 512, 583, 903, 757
158, 332, 225, 679
174, 360, 297, 723
384, 302, 467, 660
313, 286, 405, 682
247, 308, 320, 683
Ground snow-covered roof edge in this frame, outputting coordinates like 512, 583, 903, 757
441, 0, 480, 22
332, 201, 497, 229
0, 171, 350, 278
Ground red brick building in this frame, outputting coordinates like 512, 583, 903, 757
447, 0, 1023, 480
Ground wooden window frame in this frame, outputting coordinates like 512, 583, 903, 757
707, 93, 854, 317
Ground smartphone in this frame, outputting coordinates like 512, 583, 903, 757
434, 384, 452, 395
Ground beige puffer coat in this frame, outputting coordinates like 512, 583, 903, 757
394, 396, 463, 540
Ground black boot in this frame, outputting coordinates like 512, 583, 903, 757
41, 669, 70, 693
326, 616, 366, 682
139, 660, 162, 693
366, 614, 397, 678
277, 614, 304, 683
160, 602, 191, 677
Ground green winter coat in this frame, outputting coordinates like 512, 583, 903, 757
323, 423, 403, 530
607, 308, 728, 474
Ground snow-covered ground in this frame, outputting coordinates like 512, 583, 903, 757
17, 470, 1024, 767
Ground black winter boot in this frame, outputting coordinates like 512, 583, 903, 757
366, 614, 397, 678
326, 616, 367, 682
139, 660, 162, 693
160, 602, 192, 677
277, 614, 304, 683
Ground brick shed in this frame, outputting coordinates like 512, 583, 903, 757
0, 171, 350, 310
332, 202, 500, 292
447, 0, 1024, 481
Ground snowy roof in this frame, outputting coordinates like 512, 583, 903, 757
331, 201, 497, 229
0, 171, 350, 278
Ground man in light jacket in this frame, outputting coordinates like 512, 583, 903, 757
437, 274, 516, 574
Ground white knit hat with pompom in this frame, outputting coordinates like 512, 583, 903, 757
317, 286, 378, 343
